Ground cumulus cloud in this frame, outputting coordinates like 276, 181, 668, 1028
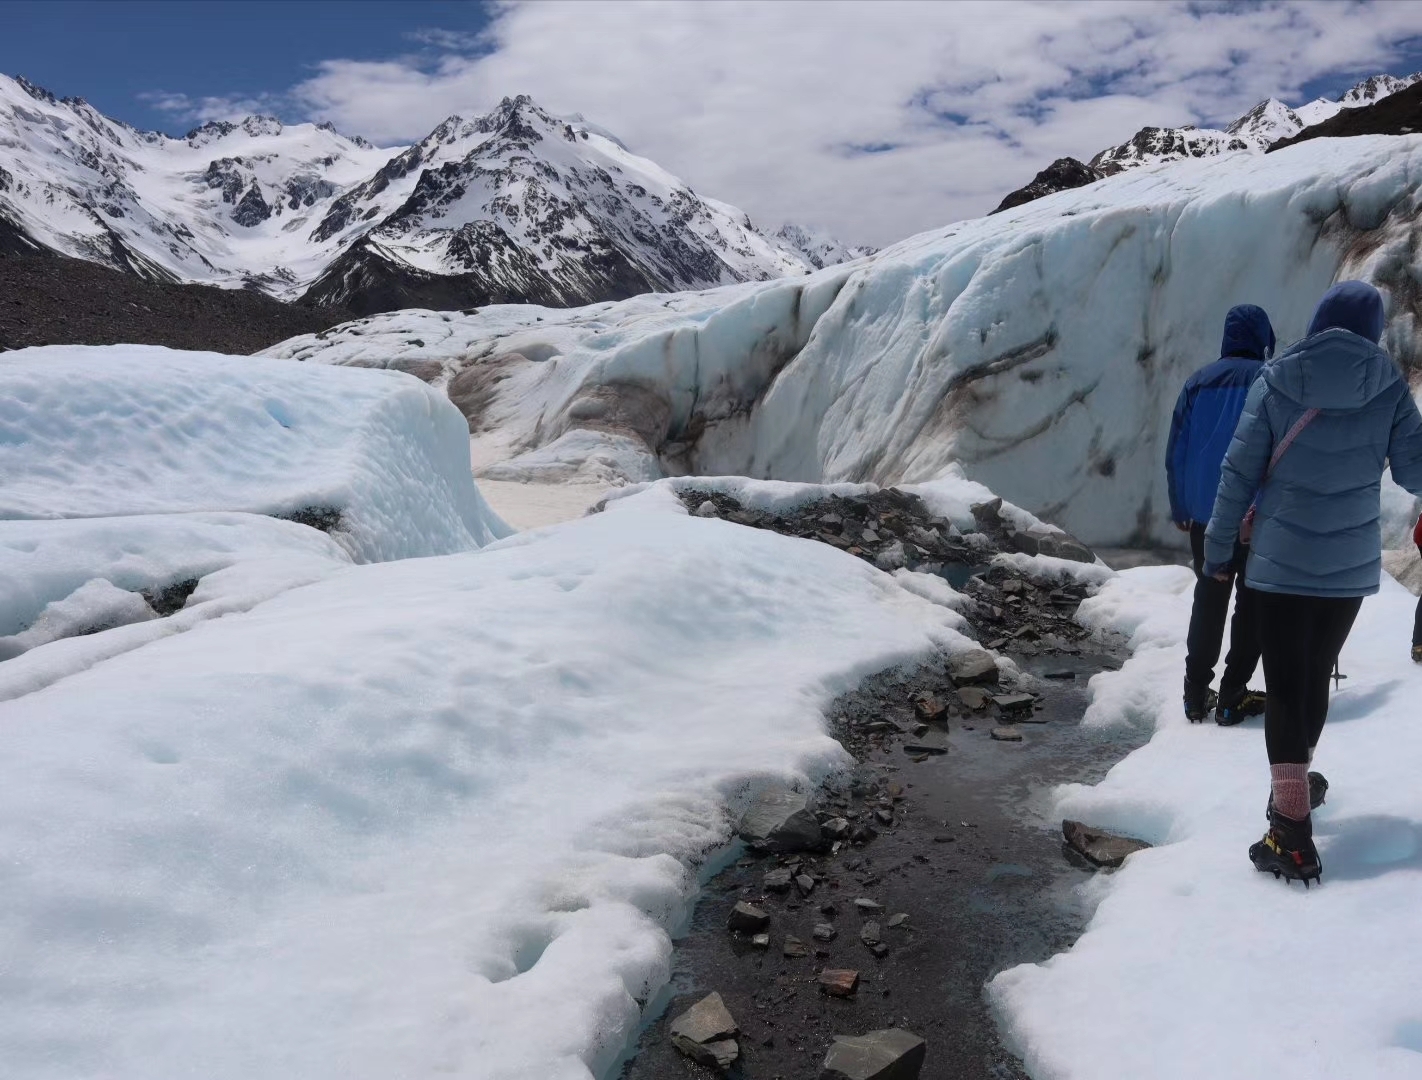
139, 89, 286, 126
171, 1, 1422, 245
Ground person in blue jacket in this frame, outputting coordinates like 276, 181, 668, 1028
1167, 305, 1274, 724
1205, 281, 1422, 885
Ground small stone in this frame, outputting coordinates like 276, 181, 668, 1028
949, 649, 999, 685
991, 692, 1035, 712
728, 901, 771, 934
853, 898, 882, 912
860, 921, 882, 947
820, 1027, 927, 1080
1062, 820, 1152, 868
887, 913, 909, 928
784, 935, 810, 958
737, 789, 823, 853
693, 500, 718, 518
813, 923, 838, 942
818, 969, 860, 997
751, 933, 770, 949
824, 817, 851, 841
901, 744, 947, 756
1001, 579, 1026, 595
764, 867, 794, 893
796, 874, 817, 897
669, 992, 739, 1069
874, 808, 894, 825
991, 726, 1023, 742
886, 782, 904, 800
1037, 531, 1095, 564
956, 687, 989, 710
912, 723, 930, 738
870, 942, 890, 957
849, 824, 877, 844
820, 902, 839, 918
912, 695, 947, 723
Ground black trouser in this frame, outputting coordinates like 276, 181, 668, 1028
1414, 545, 1422, 647
1185, 524, 1261, 699
1257, 592, 1362, 764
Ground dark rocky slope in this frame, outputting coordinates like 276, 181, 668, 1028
1270, 81, 1422, 151
992, 158, 1104, 214
0, 253, 355, 354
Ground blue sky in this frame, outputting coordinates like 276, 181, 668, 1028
0, 1, 496, 134
3, 0, 1422, 244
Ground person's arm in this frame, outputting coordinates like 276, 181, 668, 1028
1166, 382, 1193, 528
1204, 378, 1273, 574
1387, 388, 1422, 497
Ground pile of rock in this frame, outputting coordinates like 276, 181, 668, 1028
682, 487, 985, 577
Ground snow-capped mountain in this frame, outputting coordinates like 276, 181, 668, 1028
0, 75, 858, 314
772, 223, 876, 270
269, 128, 1422, 551
1090, 71, 1419, 174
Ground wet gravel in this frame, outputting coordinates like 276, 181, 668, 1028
619, 637, 1138, 1080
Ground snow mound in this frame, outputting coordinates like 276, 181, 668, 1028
0, 512, 352, 640
270, 134, 1422, 549
0, 485, 968, 1080
0, 345, 510, 560
990, 566, 1422, 1079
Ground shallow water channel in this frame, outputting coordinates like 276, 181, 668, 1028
619, 635, 1146, 1080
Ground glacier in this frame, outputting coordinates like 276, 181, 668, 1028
269, 133, 1422, 548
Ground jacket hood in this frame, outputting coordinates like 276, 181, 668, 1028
1265, 327, 1400, 410
1307, 280, 1385, 343
1220, 304, 1275, 360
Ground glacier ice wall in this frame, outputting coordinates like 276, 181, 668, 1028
268, 135, 1422, 547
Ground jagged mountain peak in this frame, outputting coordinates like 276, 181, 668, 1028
0, 74, 826, 316
1341, 72, 1421, 106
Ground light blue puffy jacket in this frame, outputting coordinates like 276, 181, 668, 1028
1205, 284, 1422, 597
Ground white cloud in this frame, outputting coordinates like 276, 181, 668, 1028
208, 1, 1422, 245
139, 89, 286, 126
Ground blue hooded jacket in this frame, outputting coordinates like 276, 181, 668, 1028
1204, 281, 1422, 596
1166, 305, 1275, 524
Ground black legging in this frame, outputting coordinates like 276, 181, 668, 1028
1258, 592, 1362, 764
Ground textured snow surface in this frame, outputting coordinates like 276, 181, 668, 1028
270, 135, 1422, 549
991, 565, 1422, 1080
0, 345, 509, 560
0, 486, 974, 1080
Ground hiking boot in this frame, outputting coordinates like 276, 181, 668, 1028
1183, 678, 1217, 724
1266, 771, 1328, 818
1250, 808, 1321, 886
1412, 644, 1422, 664
1215, 688, 1266, 727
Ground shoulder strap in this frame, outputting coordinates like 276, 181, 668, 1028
1265, 407, 1320, 480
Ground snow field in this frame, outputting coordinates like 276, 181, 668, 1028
269, 135, 1422, 550
990, 566, 1422, 1079
0, 346, 510, 560
0, 480, 983, 1080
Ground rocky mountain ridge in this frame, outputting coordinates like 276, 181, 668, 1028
995, 69, 1421, 211
0, 75, 861, 317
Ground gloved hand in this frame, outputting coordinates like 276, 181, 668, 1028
1203, 562, 1231, 583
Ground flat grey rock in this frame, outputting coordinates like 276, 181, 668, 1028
820, 1027, 927, 1079
949, 649, 999, 685
727, 901, 770, 933
956, 686, 990, 710
670, 992, 739, 1068
990, 726, 1023, 742
737, 789, 823, 853
1062, 819, 1151, 868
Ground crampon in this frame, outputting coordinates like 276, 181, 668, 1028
1250, 809, 1322, 887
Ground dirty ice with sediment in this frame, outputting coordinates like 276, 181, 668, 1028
5, 126, 1422, 1080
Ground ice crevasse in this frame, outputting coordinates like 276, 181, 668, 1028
269, 133, 1422, 548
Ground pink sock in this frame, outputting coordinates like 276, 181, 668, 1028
1270, 763, 1310, 820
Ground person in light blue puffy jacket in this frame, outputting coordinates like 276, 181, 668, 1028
1204, 281, 1422, 885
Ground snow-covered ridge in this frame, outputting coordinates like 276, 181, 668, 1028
269, 133, 1422, 550
0, 345, 508, 560
0, 75, 862, 311
1090, 70, 1420, 175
